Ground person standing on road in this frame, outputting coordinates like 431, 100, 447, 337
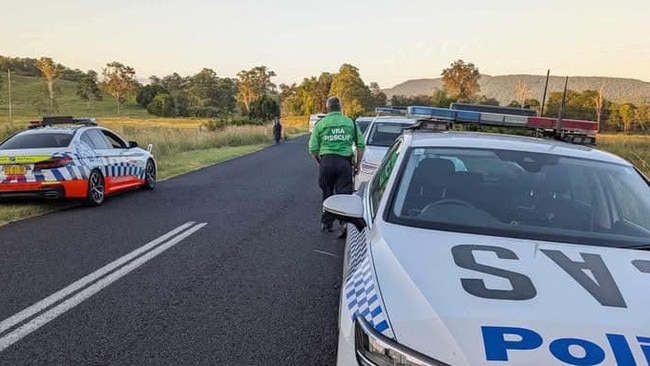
273, 117, 282, 144
308, 96, 365, 235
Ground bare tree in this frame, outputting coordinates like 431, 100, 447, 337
35, 57, 63, 115
515, 79, 530, 108
594, 83, 606, 124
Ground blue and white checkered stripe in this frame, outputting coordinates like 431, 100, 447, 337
100, 163, 143, 178
344, 225, 394, 339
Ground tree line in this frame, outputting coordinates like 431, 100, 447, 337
2, 55, 649, 133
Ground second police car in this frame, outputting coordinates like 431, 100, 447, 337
0, 116, 157, 205
325, 107, 650, 366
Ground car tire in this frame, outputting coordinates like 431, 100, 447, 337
142, 159, 156, 190
86, 169, 105, 206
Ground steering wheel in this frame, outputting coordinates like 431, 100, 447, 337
420, 198, 476, 214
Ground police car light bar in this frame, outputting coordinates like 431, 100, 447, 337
28, 116, 98, 129
375, 107, 407, 115
405, 106, 599, 145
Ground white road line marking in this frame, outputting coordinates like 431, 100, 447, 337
313, 250, 338, 258
0, 221, 196, 336
0, 223, 207, 352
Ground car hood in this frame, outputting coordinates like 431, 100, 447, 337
371, 222, 650, 365
362, 145, 389, 166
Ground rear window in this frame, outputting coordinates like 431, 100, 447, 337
367, 122, 409, 147
0, 133, 73, 149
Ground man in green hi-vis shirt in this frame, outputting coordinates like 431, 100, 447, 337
309, 96, 365, 235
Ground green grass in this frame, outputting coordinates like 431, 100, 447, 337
157, 144, 268, 179
0, 74, 148, 123
0, 143, 273, 226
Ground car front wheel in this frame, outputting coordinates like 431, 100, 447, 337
142, 159, 156, 190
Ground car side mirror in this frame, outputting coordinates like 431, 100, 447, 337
128, 141, 139, 148
323, 194, 366, 230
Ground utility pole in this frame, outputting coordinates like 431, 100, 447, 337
557, 76, 569, 132
7, 68, 12, 124
540, 69, 550, 116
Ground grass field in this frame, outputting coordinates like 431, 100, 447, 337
0, 74, 148, 123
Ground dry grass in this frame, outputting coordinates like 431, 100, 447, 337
597, 134, 650, 176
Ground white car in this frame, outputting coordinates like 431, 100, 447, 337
326, 124, 650, 365
355, 116, 417, 190
309, 113, 327, 134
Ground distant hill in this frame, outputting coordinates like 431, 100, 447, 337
383, 75, 650, 105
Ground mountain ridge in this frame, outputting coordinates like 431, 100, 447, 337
383, 74, 650, 105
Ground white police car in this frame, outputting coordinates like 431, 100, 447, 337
355, 116, 417, 191
325, 114, 650, 365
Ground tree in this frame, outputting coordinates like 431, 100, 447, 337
279, 83, 302, 116
35, 57, 63, 115
77, 70, 102, 110
431, 89, 456, 108
329, 63, 372, 118
477, 95, 500, 106
136, 84, 168, 108
619, 103, 636, 133
249, 95, 280, 121
594, 84, 606, 124
390, 94, 435, 107
99, 62, 139, 115
635, 103, 650, 132
147, 94, 175, 117
514, 79, 531, 108
367, 82, 387, 110
314, 72, 333, 112
236, 66, 276, 113
441, 59, 480, 102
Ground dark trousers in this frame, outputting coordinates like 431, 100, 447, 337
319, 155, 353, 226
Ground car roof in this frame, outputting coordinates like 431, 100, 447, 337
408, 131, 630, 166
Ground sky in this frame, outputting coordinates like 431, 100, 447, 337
1, 0, 649, 88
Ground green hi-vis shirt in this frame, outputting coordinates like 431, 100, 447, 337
308, 112, 365, 157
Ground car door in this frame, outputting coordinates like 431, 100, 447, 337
99, 129, 145, 189
82, 129, 129, 191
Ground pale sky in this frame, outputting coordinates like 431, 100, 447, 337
1, 0, 648, 88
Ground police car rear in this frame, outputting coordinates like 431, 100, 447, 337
355, 116, 416, 190
325, 111, 650, 366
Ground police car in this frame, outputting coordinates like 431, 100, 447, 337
355, 115, 417, 190
0, 116, 156, 206
325, 107, 650, 365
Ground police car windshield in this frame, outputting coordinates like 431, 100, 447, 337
367, 122, 408, 147
389, 147, 650, 248
0, 133, 73, 149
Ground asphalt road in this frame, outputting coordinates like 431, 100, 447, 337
0, 136, 345, 365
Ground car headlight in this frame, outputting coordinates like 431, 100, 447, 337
360, 162, 378, 175
355, 316, 450, 366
